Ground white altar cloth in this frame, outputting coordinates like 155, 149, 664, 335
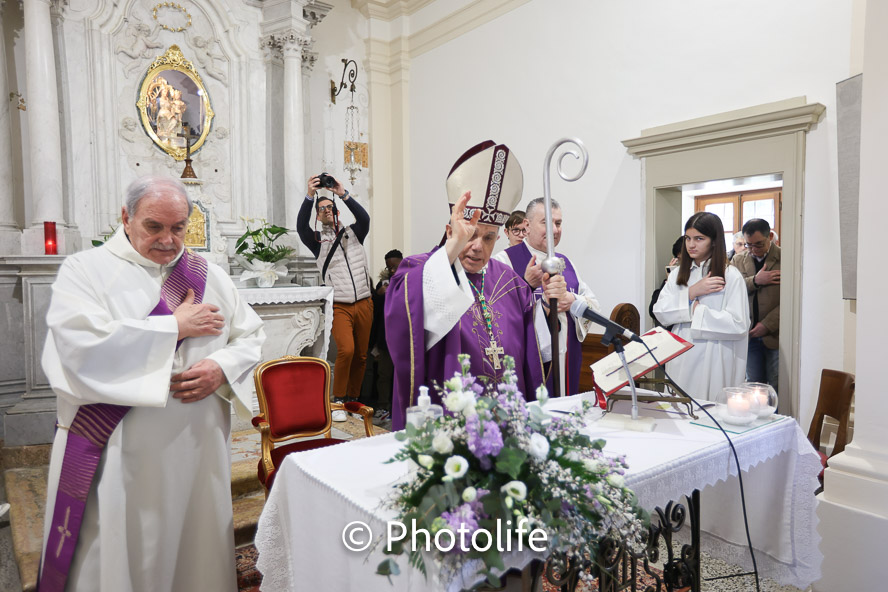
254, 393, 822, 591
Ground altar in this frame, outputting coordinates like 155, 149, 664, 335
254, 394, 822, 591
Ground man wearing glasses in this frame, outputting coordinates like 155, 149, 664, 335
297, 175, 374, 421
732, 218, 781, 391
504, 210, 527, 247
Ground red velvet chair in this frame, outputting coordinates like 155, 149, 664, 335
252, 356, 375, 493
807, 369, 855, 485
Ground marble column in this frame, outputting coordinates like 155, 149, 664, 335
0, 0, 21, 255
282, 32, 308, 232
21, 0, 65, 254
814, 2, 888, 590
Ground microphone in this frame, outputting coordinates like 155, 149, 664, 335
569, 299, 643, 343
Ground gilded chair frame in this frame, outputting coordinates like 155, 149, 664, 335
252, 356, 375, 483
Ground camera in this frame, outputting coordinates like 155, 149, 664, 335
317, 173, 337, 189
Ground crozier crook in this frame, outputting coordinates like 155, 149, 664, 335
542, 138, 588, 397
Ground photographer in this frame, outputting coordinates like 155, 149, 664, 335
297, 174, 373, 421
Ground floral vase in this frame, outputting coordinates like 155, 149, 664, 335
237, 257, 290, 288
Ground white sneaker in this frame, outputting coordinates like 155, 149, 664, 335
332, 409, 347, 422
0, 502, 9, 519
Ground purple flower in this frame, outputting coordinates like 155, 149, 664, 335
467, 414, 504, 460
441, 489, 489, 536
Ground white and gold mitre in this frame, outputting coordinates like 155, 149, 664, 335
446, 140, 523, 227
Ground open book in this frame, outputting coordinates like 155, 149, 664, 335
590, 326, 693, 397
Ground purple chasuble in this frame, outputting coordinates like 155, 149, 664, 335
38, 250, 208, 592
385, 249, 544, 430
504, 242, 583, 396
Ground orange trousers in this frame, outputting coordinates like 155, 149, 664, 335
331, 297, 374, 399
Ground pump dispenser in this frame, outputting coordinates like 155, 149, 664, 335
405, 385, 443, 428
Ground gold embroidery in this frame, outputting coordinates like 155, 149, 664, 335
55, 506, 72, 558
404, 272, 415, 407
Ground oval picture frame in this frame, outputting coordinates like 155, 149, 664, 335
136, 45, 214, 161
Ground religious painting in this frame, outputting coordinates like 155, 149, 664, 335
136, 45, 214, 161
184, 200, 209, 250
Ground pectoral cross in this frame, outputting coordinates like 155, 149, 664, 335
55, 506, 72, 558
485, 340, 504, 370
178, 123, 199, 179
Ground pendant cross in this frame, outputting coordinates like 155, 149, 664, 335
55, 506, 72, 558
485, 340, 505, 370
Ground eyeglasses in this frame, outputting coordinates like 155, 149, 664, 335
317, 205, 335, 213
509, 227, 528, 236
744, 240, 767, 249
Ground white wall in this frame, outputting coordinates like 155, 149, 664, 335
404, 0, 853, 422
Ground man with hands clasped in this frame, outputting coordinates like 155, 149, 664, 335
494, 197, 602, 395
731, 218, 781, 391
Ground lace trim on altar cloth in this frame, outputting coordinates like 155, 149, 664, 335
670, 424, 823, 590
254, 499, 295, 592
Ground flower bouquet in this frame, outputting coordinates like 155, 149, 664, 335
377, 354, 648, 589
235, 217, 295, 287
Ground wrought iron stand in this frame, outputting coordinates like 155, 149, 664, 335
489, 489, 702, 592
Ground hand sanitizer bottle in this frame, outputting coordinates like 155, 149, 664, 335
405, 386, 443, 428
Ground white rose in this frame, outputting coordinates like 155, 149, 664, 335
501, 480, 527, 501
528, 433, 550, 461
462, 487, 477, 503
444, 455, 469, 480
444, 390, 468, 413
417, 454, 435, 469
606, 474, 625, 489
432, 432, 454, 454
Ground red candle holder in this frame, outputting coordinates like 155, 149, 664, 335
44, 221, 58, 255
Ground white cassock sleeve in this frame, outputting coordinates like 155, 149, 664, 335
689, 267, 750, 341
42, 256, 180, 408
569, 269, 604, 339
203, 266, 267, 419
651, 272, 693, 328
422, 248, 474, 350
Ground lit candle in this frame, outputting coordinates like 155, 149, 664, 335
755, 390, 768, 408
726, 395, 750, 416
44, 221, 57, 255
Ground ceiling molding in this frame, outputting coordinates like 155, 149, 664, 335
351, 0, 435, 20
407, 0, 531, 58
622, 103, 826, 158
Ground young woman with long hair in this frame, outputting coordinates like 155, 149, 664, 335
652, 212, 750, 400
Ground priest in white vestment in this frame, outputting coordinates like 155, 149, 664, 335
653, 212, 749, 400
39, 176, 265, 592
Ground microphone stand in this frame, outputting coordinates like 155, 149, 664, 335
611, 337, 639, 421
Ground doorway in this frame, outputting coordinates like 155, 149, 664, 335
623, 98, 825, 420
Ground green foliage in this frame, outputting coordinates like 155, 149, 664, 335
91, 224, 119, 247
235, 218, 295, 263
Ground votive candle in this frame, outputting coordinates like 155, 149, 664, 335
44, 221, 57, 255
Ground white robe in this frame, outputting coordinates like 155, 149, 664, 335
40, 229, 265, 592
652, 259, 749, 400
492, 241, 603, 362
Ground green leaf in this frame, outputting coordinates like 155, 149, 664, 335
376, 558, 400, 576
495, 447, 527, 479
486, 572, 503, 588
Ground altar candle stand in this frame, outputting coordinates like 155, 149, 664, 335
44, 221, 58, 255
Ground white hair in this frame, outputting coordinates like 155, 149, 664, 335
525, 197, 561, 220
732, 231, 744, 242
124, 176, 193, 217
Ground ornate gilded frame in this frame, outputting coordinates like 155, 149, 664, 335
137, 45, 214, 160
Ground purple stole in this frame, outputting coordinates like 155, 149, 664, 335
385, 250, 544, 430
38, 250, 208, 592
504, 242, 583, 396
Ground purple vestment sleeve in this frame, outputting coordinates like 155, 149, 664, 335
385, 249, 544, 430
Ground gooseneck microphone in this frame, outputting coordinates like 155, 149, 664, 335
569, 298, 643, 343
